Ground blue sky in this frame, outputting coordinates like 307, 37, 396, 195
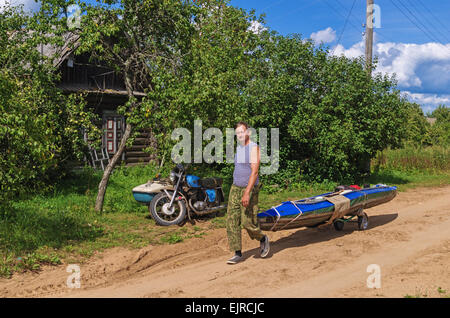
230, 0, 450, 114
2, 0, 449, 113
231, 0, 450, 47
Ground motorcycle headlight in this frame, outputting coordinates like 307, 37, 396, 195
169, 171, 176, 184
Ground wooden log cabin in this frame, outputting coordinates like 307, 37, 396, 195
44, 34, 156, 167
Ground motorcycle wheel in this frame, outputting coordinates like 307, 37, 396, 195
149, 192, 187, 226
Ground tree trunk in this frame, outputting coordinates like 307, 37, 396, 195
94, 121, 132, 212
95, 63, 136, 213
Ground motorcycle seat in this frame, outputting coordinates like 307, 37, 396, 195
200, 177, 223, 189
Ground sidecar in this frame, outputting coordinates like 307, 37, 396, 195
132, 178, 174, 205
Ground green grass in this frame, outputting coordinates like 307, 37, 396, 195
1, 150, 449, 278
0, 163, 214, 277
373, 145, 449, 172
437, 287, 447, 295
369, 144, 450, 191
362, 169, 450, 191
404, 287, 450, 298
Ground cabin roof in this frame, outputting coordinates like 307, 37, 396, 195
37, 32, 81, 68
40, 32, 145, 97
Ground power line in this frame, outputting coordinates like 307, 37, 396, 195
320, 0, 362, 38
321, 0, 393, 53
270, 0, 322, 23
415, 0, 450, 33
410, 0, 450, 43
335, 0, 362, 25
260, 0, 287, 13
332, 0, 396, 44
372, 30, 396, 44
397, 0, 444, 44
333, 0, 357, 52
390, 0, 443, 44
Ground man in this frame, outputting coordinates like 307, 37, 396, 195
226, 121, 270, 264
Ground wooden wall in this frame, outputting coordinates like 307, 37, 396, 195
56, 54, 157, 167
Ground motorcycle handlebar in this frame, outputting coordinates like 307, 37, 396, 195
176, 163, 191, 172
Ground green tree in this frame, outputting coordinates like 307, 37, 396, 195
429, 104, 450, 146
68, 0, 196, 212
243, 32, 409, 181
144, 4, 412, 182
403, 102, 432, 146
0, 3, 99, 212
143, 0, 262, 162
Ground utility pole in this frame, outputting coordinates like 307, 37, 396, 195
363, 0, 374, 175
365, 0, 374, 75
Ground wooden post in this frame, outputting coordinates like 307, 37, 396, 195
364, 0, 375, 174
365, 0, 374, 75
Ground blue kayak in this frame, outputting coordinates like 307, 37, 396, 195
257, 184, 397, 231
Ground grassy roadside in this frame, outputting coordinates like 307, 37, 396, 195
1, 155, 449, 278
404, 287, 450, 298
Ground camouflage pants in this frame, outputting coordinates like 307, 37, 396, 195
226, 183, 264, 252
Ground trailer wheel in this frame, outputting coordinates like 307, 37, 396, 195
333, 220, 345, 231
358, 212, 369, 231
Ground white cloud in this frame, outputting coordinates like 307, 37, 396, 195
404, 91, 450, 113
310, 27, 336, 44
331, 35, 450, 110
374, 42, 450, 91
406, 92, 450, 105
332, 35, 450, 92
332, 40, 364, 59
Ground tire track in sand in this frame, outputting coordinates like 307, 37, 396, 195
58, 185, 450, 298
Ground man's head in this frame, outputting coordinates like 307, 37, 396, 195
235, 121, 250, 145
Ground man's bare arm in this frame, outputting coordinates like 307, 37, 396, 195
242, 145, 260, 207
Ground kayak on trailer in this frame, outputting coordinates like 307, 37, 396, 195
257, 184, 397, 232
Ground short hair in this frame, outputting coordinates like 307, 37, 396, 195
234, 121, 249, 130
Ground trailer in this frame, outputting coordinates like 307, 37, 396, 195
257, 184, 397, 232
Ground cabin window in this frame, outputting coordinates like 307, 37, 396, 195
102, 111, 125, 155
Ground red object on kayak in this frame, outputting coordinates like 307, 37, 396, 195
349, 185, 361, 190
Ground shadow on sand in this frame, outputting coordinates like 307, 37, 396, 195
242, 212, 398, 261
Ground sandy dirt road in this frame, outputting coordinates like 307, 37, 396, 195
1, 185, 449, 298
